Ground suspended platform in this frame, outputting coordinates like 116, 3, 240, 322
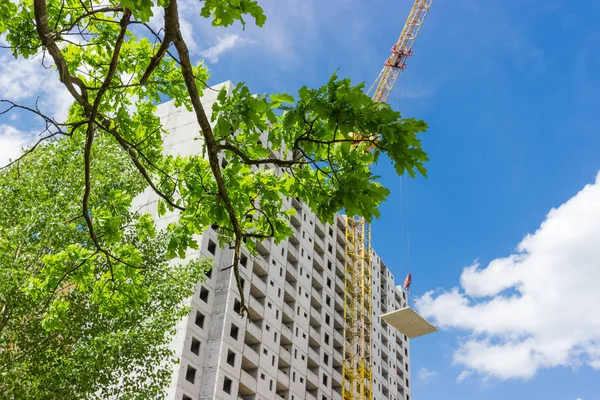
380, 307, 438, 339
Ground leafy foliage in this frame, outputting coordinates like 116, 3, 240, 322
0, 0, 428, 396
0, 134, 209, 399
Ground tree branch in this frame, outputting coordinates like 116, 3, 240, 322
34, 0, 90, 108
218, 142, 307, 167
165, 0, 248, 314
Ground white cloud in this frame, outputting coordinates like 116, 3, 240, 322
416, 172, 600, 381
179, 18, 199, 54
417, 367, 439, 382
0, 125, 33, 166
200, 34, 254, 63
0, 52, 71, 121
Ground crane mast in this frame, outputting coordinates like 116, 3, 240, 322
342, 1, 433, 400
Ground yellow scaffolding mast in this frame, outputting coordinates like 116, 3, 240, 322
342, 1, 434, 399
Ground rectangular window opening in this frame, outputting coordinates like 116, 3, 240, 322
190, 337, 201, 356
223, 377, 232, 394
230, 323, 239, 340
195, 311, 205, 328
226, 349, 236, 366
185, 365, 196, 383
199, 287, 209, 302
207, 239, 216, 255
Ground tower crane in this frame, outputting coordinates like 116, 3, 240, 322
342, 1, 435, 399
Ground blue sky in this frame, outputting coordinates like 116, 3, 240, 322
192, 0, 600, 399
1, 0, 600, 399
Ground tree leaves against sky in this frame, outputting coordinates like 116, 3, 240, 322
0, 0, 428, 397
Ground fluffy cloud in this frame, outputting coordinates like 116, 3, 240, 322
417, 367, 439, 382
417, 172, 600, 380
0, 125, 33, 167
200, 34, 254, 63
0, 52, 71, 122
0, 50, 71, 167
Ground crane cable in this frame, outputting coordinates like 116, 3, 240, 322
398, 73, 413, 305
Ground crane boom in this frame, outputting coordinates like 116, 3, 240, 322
343, 1, 433, 400
369, 0, 433, 102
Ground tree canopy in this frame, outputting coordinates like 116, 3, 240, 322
0, 133, 209, 399
0, 0, 429, 397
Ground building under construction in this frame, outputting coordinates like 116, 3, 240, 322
133, 2, 437, 398
132, 82, 413, 400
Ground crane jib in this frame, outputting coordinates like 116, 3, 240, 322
342, 1, 434, 399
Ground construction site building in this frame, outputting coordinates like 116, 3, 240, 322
133, 81, 412, 400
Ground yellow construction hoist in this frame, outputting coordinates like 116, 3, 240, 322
342, 1, 437, 399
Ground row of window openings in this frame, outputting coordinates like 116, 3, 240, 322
374, 346, 409, 358
183, 375, 235, 397
292, 346, 332, 367
298, 304, 332, 326
187, 333, 404, 392
209, 222, 402, 299
373, 379, 411, 394
289, 370, 331, 388
375, 361, 410, 374
202, 239, 402, 339
184, 370, 339, 400
185, 347, 275, 391
296, 243, 335, 261
295, 208, 338, 237
196, 300, 401, 351
235, 242, 345, 298
193, 316, 241, 342
187, 310, 386, 386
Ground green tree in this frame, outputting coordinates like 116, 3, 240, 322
0, 133, 209, 399
0, 0, 428, 397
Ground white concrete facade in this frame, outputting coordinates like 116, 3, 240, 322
135, 82, 412, 400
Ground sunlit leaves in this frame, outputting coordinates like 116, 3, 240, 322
0, 135, 209, 399
208, 72, 427, 229
200, 0, 267, 27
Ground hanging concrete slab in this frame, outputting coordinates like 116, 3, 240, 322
380, 307, 438, 339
